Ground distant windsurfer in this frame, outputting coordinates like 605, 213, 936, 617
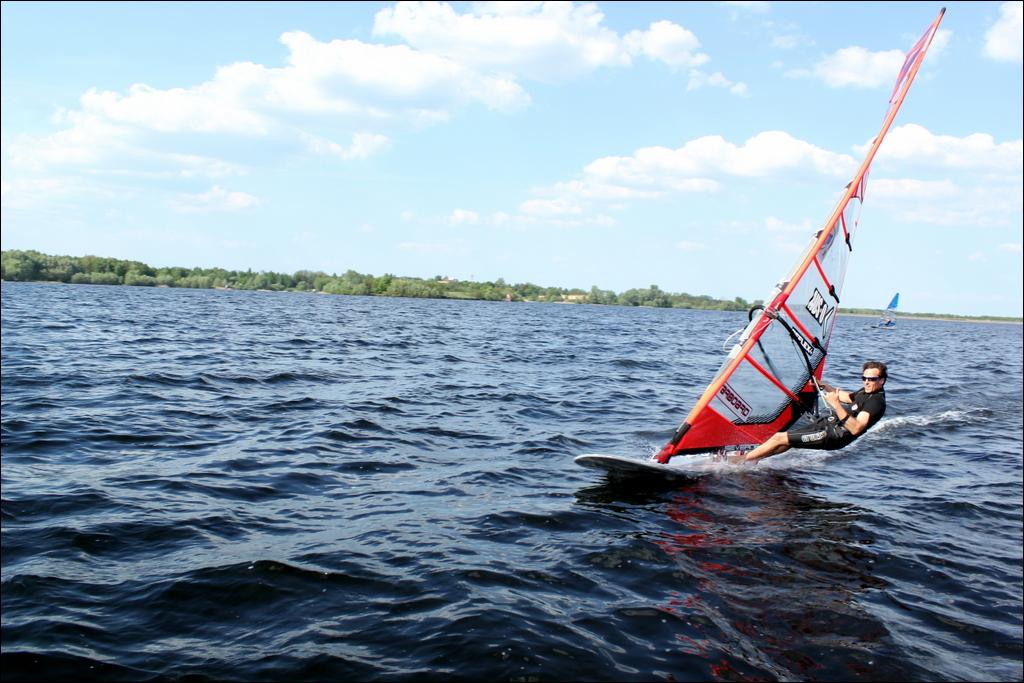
735, 361, 888, 463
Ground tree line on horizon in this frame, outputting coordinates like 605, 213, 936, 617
3, 249, 1019, 321
1, 249, 757, 311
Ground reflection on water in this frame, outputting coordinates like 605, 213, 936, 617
576, 472, 934, 680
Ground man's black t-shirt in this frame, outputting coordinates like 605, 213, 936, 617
848, 388, 886, 431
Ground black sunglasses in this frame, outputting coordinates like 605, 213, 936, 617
861, 375, 884, 382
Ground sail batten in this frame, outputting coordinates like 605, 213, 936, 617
656, 9, 945, 462
746, 355, 804, 404
811, 258, 838, 303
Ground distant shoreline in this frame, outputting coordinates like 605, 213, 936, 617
4, 249, 1021, 323
6, 278, 1021, 325
838, 311, 1022, 325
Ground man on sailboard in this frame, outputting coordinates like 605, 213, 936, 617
736, 361, 887, 463
579, 10, 941, 479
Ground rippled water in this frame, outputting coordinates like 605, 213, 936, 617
2, 281, 1021, 681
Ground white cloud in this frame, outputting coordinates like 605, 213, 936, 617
512, 120, 1021, 241
520, 197, 585, 216
794, 29, 949, 88
624, 20, 709, 69
374, 2, 741, 90
861, 128, 1022, 234
5, 115, 249, 182
166, 153, 249, 179
722, 1, 771, 13
5, 112, 132, 170
687, 70, 749, 95
277, 30, 529, 112
547, 178, 666, 201
868, 178, 959, 200
512, 130, 853, 228
6, 27, 527, 184
999, 242, 1023, 252
449, 208, 481, 224
984, 1, 1023, 62
868, 124, 1024, 172
3, 1, 745, 222
304, 132, 392, 160
7, 2, 744, 192
500, 120, 1018, 239
171, 185, 260, 213
865, 175, 1022, 231
764, 216, 815, 233
584, 132, 854, 184
374, 1, 629, 82
1, 177, 75, 209
79, 83, 271, 134
675, 240, 707, 251
770, 34, 803, 50
525, 213, 616, 228
446, 209, 516, 226
879, 182, 1022, 229
812, 46, 906, 88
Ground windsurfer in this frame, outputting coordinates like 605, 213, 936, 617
735, 361, 888, 463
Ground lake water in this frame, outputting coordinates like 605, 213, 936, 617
2, 281, 1021, 681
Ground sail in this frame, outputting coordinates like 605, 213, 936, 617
878, 293, 899, 328
656, 9, 945, 462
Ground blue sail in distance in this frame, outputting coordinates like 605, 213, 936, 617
877, 293, 899, 328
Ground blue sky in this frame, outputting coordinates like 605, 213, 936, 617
2, 1, 1021, 317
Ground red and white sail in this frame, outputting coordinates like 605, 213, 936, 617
656, 8, 945, 462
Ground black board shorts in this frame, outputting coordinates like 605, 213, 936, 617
787, 417, 853, 451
